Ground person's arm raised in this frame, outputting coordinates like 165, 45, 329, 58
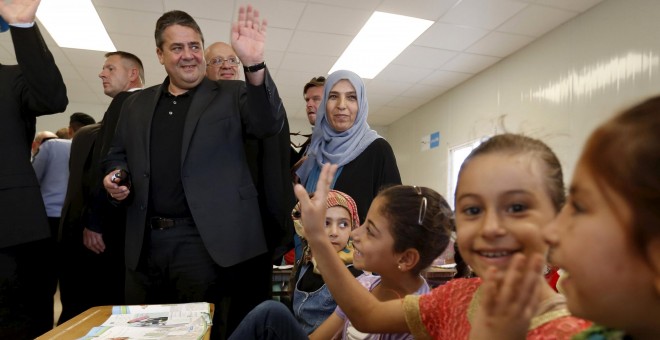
293, 164, 409, 334
231, 5, 266, 86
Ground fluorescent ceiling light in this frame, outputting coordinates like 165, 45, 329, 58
329, 12, 433, 79
37, 0, 115, 52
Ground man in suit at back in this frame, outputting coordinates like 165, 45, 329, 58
103, 7, 284, 339
58, 51, 144, 324
205, 40, 296, 307
0, 0, 68, 337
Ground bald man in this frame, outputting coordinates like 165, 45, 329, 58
205, 42, 242, 80
205, 41, 296, 327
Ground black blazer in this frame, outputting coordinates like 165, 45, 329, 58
0, 25, 68, 248
103, 71, 284, 269
59, 124, 101, 241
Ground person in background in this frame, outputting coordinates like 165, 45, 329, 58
0, 0, 68, 337
32, 130, 57, 159
472, 96, 660, 340
294, 133, 591, 339
58, 50, 144, 324
31, 130, 71, 329
205, 41, 241, 81
67, 112, 96, 137
56, 127, 70, 139
32, 130, 70, 237
291, 76, 325, 170
102, 7, 285, 338
206, 40, 296, 277
294, 69, 401, 262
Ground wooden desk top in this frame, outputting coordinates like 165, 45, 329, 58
37, 305, 214, 340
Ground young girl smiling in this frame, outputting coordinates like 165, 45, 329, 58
474, 97, 660, 340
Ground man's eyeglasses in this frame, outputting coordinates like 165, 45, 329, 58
207, 56, 241, 67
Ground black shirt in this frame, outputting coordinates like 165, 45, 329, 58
148, 84, 195, 218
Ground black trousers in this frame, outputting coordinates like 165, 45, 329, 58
0, 237, 57, 339
125, 223, 272, 340
58, 235, 125, 324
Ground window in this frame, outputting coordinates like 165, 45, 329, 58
447, 138, 484, 209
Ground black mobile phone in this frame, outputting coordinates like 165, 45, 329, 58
111, 169, 130, 188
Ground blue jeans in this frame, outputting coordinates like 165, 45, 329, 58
229, 300, 307, 340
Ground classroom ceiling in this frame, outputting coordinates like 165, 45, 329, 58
0, 0, 603, 126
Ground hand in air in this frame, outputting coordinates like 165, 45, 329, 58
469, 253, 545, 340
231, 5, 266, 66
293, 163, 338, 244
0, 0, 40, 24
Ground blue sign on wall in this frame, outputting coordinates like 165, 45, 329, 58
430, 131, 440, 149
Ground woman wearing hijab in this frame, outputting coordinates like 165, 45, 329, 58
296, 70, 401, 224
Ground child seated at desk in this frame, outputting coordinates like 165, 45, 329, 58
290, 190, 363, 334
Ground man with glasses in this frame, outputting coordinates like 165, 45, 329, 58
205, 40, 297, 295
205, 42, 241, 81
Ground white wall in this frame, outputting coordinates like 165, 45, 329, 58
388, 0, 660, 199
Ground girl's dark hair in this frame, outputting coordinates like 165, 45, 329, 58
581, 96, 660, 257
460, 133, 565, 212
155, 10, 204, 49
377, 185, 454, 275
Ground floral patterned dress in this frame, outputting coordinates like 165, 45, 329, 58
402, 278, 591, 340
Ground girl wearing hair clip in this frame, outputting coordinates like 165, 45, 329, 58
228, 184, 453, 340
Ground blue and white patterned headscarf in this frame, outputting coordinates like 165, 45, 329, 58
296, 70, 381, 186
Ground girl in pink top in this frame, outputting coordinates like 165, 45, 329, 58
472, 97, 660, 340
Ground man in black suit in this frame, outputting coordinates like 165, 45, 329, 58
58, 51, 144, 324
0, 0, 68, 337
103, 7, 284, 339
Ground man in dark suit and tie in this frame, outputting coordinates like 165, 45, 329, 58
58, 51, 144, 324
0, 0, 68, 337
103, 7, 284, 339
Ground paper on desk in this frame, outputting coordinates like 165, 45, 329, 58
109, 302, 211, 326
78, 315, 208, 339
78, 302, 211, 339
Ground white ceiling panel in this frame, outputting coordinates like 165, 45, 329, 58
402, 83, 451, 101
440, 0, 528, 30
534, 0, 604, 12
441, 53, 501, 74
374, 64, 435, 84
279, 52, 336, 72
421, 70, 474, 87
467, 31, 535, 57
497, 5, 577, 37
287, 31, 351, 56
393, 45, 458, 69
297, 3, 372, 35
308, 0, 381, 11
415, 22, 489, 51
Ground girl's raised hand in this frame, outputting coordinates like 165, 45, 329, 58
469, 253, 545, 340
293, 163, 338, 243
